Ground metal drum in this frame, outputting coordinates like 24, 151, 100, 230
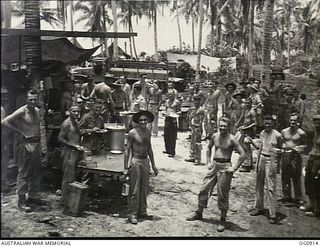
105, 124, 125, 153
179, 107, 190, 131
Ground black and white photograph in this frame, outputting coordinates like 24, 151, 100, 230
1, 0, 319, 239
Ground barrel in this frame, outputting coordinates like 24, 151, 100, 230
105, 124, 125, 152
179, 107, 190, 131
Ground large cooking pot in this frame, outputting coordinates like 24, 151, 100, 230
104, 124, 125, 153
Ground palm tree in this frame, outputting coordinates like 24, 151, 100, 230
262, 0, 275, 80
195, 0, 204, 79
1, 0, 12, 28
248, 0, 256, 76
170, 1, 183, 50
11, 0, 61, 28
24, 0, 48, 160
276, 0, 301, 67
293, 0, 319, 54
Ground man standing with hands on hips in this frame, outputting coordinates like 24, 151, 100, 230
125, 110, 158, 224
187, 116, 246, 232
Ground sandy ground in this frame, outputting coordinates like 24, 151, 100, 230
1, 76, 320, 238
2, 113, 320, 239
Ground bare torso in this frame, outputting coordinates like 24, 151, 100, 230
15, 105, 40, 138
129, 127, 151, 157
212, 133, 236, 160
282, 127, 306, 149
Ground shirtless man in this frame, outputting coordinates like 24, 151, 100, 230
90, 80, 115, 121
280, 114, 306, 204
111, 80, 129, 124
248, 115, 283, 224
237, 98, 257, 172
125, 110, 158, 224
186, 117, 246, 232
1, 89, 41, 212
58, 104, 84, 202
148, 80, 162, 137
80, 76, 95, 101
185, 95, 206, 165
204, 80, 221, 140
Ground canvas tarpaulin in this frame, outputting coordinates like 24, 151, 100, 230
167, 52, 236, 72
1, 36, 100, 66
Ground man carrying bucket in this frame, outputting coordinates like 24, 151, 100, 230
124, 110, 158, 224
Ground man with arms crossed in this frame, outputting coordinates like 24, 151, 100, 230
187, 117, 246, 232
125, 110, 158, 224
2, 89, 42, 212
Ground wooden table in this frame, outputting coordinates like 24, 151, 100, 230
78, 150, 125, 177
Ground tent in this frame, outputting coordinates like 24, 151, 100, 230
1, 36, 100, 66
167, 52, 236, 72
93, 42, 131, 59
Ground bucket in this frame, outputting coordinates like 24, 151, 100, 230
105, 124, 125, 152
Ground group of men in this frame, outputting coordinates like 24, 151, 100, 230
1, 71, 319, 233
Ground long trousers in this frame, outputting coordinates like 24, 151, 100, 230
1, 144, 9, 191
148, 104, 159, 136
190, 126, 202, 163
61, 147, 82, 202
240, 128, 254, 169
204, 107, 217, 138
281, 151, 302, 200
16, 141, 41, 198
128, 157, 150, 216
198, 162, 233, 212
164, 117, 177, 156
305, 155, 320, 215
254, 154, 277, 218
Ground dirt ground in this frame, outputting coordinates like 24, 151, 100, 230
1, 76, 320, 238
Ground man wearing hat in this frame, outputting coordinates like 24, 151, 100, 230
250, 83, 264, 133
224, 82, 237, 117
185, 94, 205, 165
125, 110, 158, 224
111, 79, 129, 124
228, 90, 244, 134
301, 114, 320, 217
237, 98, 257, 172
240, 79, 251, 99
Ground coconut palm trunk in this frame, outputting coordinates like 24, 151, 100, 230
262, 0, 275, 81
24, 0, 47, 161
112, 0, 119, 59
177, 14, 182, 50
192, 16, 195, 52
195, 0, 204, 79
248, 0, 255, 77
1, 1, 12, 28
153, 2, 159, 60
